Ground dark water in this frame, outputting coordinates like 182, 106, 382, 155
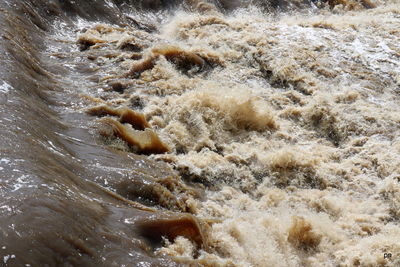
1, 0, 399, 266
0, 1, 213, 266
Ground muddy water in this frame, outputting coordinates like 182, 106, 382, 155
1, 0, 400, 266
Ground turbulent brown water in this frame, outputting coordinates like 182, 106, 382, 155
1, 0, 399, 266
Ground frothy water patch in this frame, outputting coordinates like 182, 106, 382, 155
61, 2, 400, 265
0, 81, 12, 94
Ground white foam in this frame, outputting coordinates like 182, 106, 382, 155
0, 81, 12, 94
0, 158, 11, 164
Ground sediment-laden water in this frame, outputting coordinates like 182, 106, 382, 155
0, 0, 399, 266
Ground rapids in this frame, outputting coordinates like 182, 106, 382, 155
0, 0, 399, 266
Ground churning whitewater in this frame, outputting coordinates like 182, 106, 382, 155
68, 1, 400, 266
1, 0, 399, 266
